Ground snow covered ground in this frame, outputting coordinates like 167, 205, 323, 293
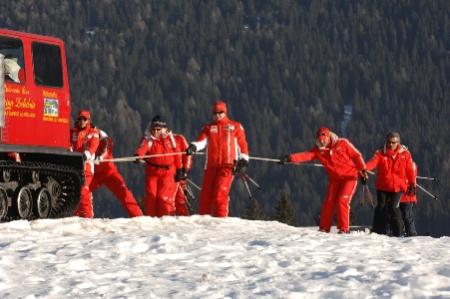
0, 216, 449, 299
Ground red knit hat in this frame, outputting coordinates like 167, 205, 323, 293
212, 100, 227, 114
316, 127, 331, 140
77, 109, 91, 120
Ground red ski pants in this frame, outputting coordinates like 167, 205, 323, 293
175, 180, 189, 216
199, 167, 234, 217
144, 173, 178, 217
74, 170, 94, 218
319, 178, 358, 233
89, 165, 143, 217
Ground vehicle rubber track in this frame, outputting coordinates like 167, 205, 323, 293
0, 160, 82, 222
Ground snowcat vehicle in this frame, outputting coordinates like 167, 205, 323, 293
0, 28, 83, 221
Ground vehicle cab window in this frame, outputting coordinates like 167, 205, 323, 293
32, 42, 63, 87
0, 36, 25, 84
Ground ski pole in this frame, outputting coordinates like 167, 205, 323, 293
359, 185, 375, 208
359, 185, 367, 206
96, 152, 204, 164
184, 184, 196, 201
185, 197, 193, 214
180, 184, 195, 214
242, 174, 261, 190
416, 175, 438, 182
187, 178, 201, 191
365, 185, 375, 207
239, 175, 253, 200
416, 183, 438, 200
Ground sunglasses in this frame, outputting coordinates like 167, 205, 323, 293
213, 111, 224, 115
77, 117, 88, 121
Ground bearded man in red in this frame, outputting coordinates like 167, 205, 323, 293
70, 109, 99, 218
279, 127, 368, 233
90, 129, 143, 217
135, 116, 182, 217
186, 100, 249, 217
366, 132, 415, 237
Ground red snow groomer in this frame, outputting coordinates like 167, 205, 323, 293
0, 28, 83, 221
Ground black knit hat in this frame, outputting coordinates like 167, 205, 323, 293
151, 115, 167, 128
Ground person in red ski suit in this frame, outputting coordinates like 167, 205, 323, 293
173, 133, 193, 216
135, 115, 182, 217
400, 161, 418, 236
70, 109, 100, 218
366, 132, 416, 237
279, 127, 368, 233
186, 100, 249, 217
89, 129, 143, 217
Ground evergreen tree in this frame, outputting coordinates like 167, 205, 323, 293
243, 199, 266, 221
274, 192, 297, 226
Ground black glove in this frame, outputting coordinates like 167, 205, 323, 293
406, 184, 416, 196
359, 176, 368, 185
278, 155, 291, 165
186, 144, 197, 156
175, 169, 185, 182
134, 155, 142, 164
234, 159, 249, 174
358, 169, 369, 185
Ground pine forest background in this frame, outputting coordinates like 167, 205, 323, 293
1, 0, 448, 235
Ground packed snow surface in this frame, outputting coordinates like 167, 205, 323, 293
0, 216, 449, 298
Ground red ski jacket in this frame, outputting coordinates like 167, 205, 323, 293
135, 132, 182, 174
192, 116, 249, 168
70, 124, 100, 162
290, 134, 366, 180
174, 134, 192, 171
366, 145, 415, 193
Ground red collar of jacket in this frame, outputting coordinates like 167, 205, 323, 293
386, 148, 397, 157
213, 115, 229, 125
383, 144, 407, 157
